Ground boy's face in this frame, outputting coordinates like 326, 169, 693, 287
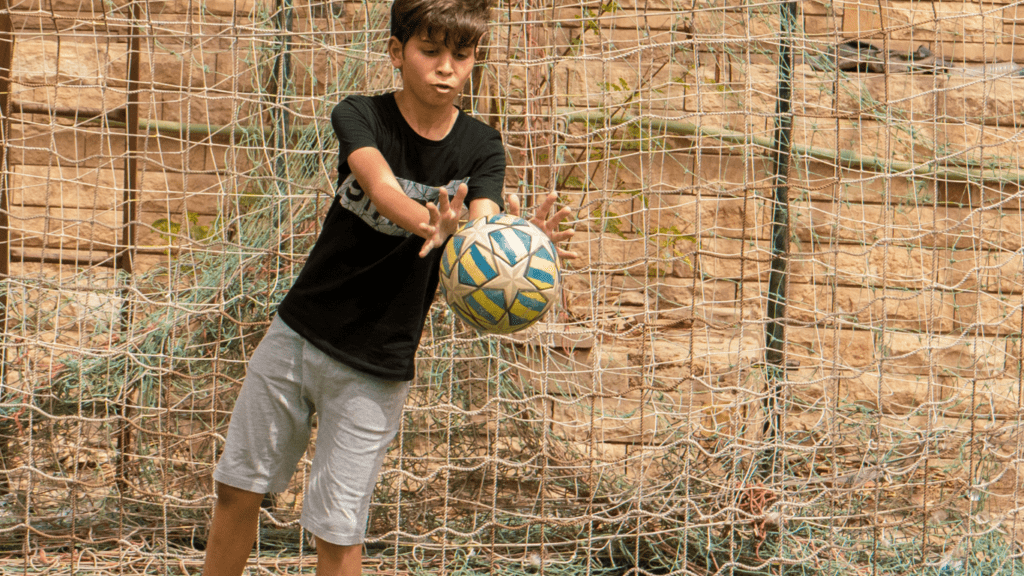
389, 32, 476, 110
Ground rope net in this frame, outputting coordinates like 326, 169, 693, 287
2, 0, 1024, 573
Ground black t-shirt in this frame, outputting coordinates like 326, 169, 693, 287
277, 93, 505, 380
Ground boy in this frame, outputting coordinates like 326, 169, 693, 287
201, 1, 574, 575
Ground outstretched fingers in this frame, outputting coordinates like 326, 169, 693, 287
510, 191, 578, 260
418, 201, 442, 258
450, 183, 469, 216
550, 227, 578, 260
537, 195, 578, 259
507, 193, 522, 218
437, 185, 450, 215
437, 184, 468, 228
419, 184, 470, 258
547, 205, 573, 236
532, 192, 560, 227
554, 243, 579, 261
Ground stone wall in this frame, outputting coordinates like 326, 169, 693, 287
502, 0, 1024, 524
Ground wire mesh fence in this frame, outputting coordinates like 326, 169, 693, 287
3, 0, 1024, 574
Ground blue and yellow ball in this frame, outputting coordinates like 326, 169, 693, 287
439, 215, 561, 334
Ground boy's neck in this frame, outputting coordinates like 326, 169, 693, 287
393, 89, 459, 141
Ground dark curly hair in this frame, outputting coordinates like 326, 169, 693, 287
391, 0, 493, 50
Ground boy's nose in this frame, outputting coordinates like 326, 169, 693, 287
437, 55, 454, 75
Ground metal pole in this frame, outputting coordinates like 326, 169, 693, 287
762, 0, 798, 474
114, 0, 142, 494
274, 0, 292, 197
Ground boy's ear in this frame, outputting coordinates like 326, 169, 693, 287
387, 36, 404, 69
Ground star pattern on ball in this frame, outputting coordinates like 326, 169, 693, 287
447, 261, 482, 302
489, 251, 538, 313
458, 219, 496, 250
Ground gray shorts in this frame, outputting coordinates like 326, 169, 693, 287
214, 315, 411, 546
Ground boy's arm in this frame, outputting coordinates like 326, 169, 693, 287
348, 146, 437, 238
467, 197, 501, 220
348, 146, 467, 257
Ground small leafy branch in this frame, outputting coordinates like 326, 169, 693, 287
580, 1, 623, 35
153, 211, 212, 246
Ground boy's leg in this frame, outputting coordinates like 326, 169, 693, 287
206, 316, 315, 574
298, 352, 410, 548
201, 482, 265, 576
315, 539, 362, 576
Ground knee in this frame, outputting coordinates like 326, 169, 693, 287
316, 539, 361, 571
214, 482, 264, 514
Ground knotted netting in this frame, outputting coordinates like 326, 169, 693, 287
3, 1, 1024, 574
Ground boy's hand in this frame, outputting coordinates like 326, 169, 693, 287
419, 183, 469, 258
509, 191, 578, 260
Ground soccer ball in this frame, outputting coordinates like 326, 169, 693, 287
439, 214, 561, 334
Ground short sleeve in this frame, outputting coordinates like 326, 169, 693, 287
466, 128, 506, 211
331, 96, 379, 163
